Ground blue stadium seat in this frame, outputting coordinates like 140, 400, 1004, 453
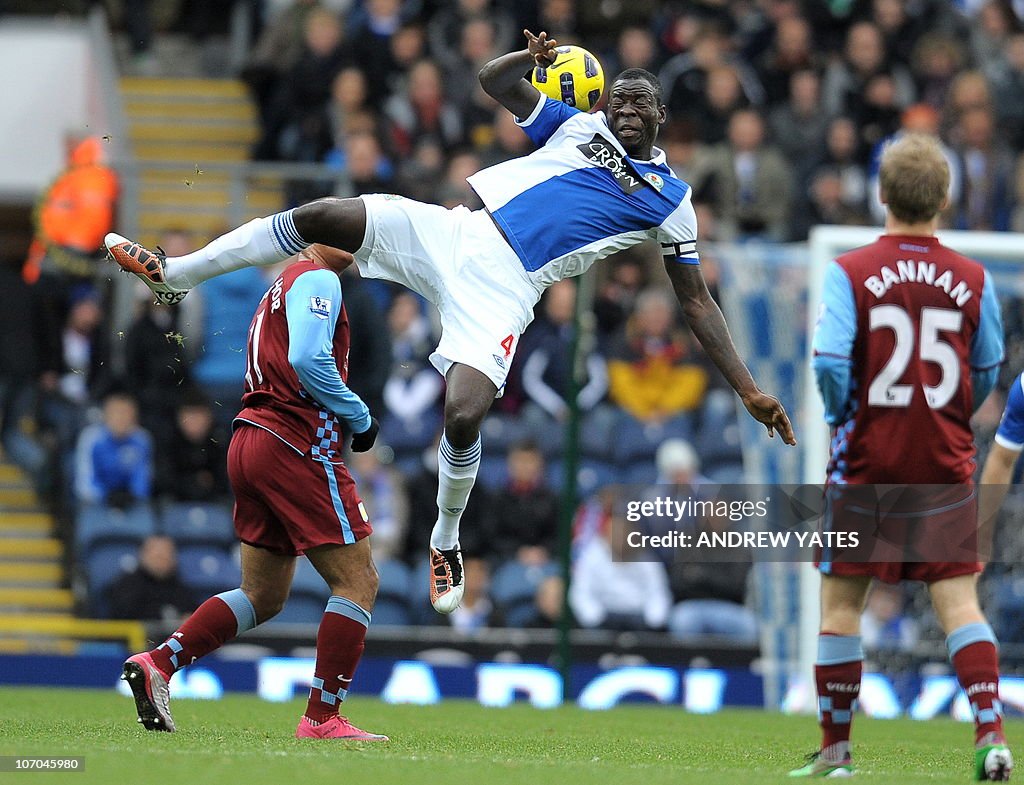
476, 455, 508, 490
159, 502, 234, 547
177, 546, 241, 594
267, 594, 327, 625
409, 559, 436, 625
381, 412, 441, 454
622, 460, 658, 486
370, 598, 413, 626
291, 557, 328, 598
479, 413, 526, 454
490, 561, 558, 628
85, 542, 139, 602
612, 412, 695, 466
705, 462, 746, 484
696, 391, 744, 468
578, 406, 618, 461
75, 503, 157, 552
546, 458, 618, 496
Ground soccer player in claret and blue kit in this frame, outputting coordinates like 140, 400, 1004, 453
121, 244, 388, 741
803, 134, 1010, 779
105, 29, 794, 617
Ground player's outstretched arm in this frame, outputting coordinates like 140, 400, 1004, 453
664, 260, 797, 445
479, 29, 556, 120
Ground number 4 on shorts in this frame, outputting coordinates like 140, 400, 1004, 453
500, 334, 514, 359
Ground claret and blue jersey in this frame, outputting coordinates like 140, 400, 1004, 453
466, 94, 699, 287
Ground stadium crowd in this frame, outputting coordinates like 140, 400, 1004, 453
7, 0, 1024, 648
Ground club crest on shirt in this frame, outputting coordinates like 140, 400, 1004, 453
309, 296, 331, 319
644, 172, 664, 191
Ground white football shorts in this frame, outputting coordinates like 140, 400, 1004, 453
353, 194, 544, 390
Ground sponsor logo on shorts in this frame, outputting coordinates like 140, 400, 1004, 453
492, 354, 506, 369
309, 296, 331, 319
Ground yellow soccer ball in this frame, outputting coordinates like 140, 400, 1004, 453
530, 45, 605, 112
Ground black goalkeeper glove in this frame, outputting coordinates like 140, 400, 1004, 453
350, 417, 380, 453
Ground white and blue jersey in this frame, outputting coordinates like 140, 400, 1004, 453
996, 373, 1024, 453
466, 94, 699, 288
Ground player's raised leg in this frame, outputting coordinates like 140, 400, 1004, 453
930, 573, 1013, 781
429, 364, 495, 614
104, 197, 367, 300
122, 544, 294, 731
789, 573, 869, 778
295, 539, 387, 741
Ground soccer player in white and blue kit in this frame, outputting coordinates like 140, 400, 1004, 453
105, 29, 795, 613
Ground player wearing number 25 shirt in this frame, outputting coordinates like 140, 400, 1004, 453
812, 221, 1003, 486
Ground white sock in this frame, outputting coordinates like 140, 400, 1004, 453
429, 433, 482, 551
163, 210, 308, 290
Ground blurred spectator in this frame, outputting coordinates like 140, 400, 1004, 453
592, 253, 647, 343
385, 59, 464, 157
383, 292, 442, 426
396, 138, 448, 201
857, 72, 903, 155
478, 108, 532, 167
821, 22, 915, 121
438, 149, 484, 209
660, 121, 702, 185
970, 0, 1021, 75
429, 0, 515, 77
384, 23, 429, 97
159, 392, 228, 503
606, 288, 709, 422
340, 132, 395, 195
325, 67, 373, 156
755, 15, 818, 106
812, 117, 869, 215
861, 581, 918, 651
943, 69, 993, 135
348, 446, 408, 561
952, 106, 1015, 231
605, 25, 661, 76
569, 512, 671, 630
22, 136, 118, 290
535, 573, 564, 626
665, 504, 757, 643
484, 439, 558, 566
107, 535, 196, 622
520, 280, 607, 422
348, 0, 414, 100
872, 0, 919, 67
697, 65, 749, 145
804, 167, 872, 231
912, 33, 968, 111
989, 32, 1024, 148
537, 0, 577, 42
74, 391, 152, 508
699, 108, 792, 241
655, 438, 705, 485
38, 286, 110, 453
768, 69, 828, 170
243, 0, 324, 128
444, 17, 499, 107
447, 556, 493, 631
126, 230, 192, 445
255, 7, 348, 161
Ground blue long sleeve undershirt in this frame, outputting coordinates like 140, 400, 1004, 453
284, 269, 372, 434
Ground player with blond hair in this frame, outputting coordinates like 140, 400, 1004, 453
799, 134, 1009, 779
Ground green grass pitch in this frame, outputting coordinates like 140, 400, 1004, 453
0, 686, 1013, 784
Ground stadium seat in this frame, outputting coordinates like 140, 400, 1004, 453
159, 502, 235, 547
705, 462, 747, 484
85, 542, 140, 615
476, 455, 508, 489
267, 594, 327, 625
611, 412, 695, 466
177, 546, 241, 594
381, 412, 441, 454
490, 561, 558, 628
373, 559, 413, 626
370, 598, 413, 626
578, 406, 618, 461
75, 503, 157, 552
291, 557, 328, 598
622, 460, 658, 486
546, 458, 618, 496
479, 413, 525, 454
696, 390, 744, 468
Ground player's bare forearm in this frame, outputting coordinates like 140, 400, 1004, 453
979, 442, 1018, 527
665, 260, 796, 444
478, 49, 540, 119
665, 261, 756, 395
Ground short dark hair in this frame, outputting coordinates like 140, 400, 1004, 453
612, 68, 662, 103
